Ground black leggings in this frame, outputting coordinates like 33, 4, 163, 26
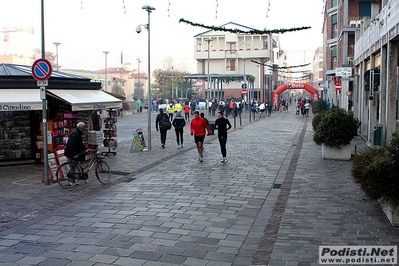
218, 133, 228, 157
160, 129, 167, 145
175, 129, 183, 145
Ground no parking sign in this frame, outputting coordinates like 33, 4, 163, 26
32, 58, 52, 81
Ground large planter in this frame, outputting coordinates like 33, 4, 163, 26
322, 143, 351, 160
380, 200, 399, 227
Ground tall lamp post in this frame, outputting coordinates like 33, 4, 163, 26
171, 66, 174, 100
205, 38, 212, 117
137, 5, 155, 150
103, 51, 109, 92
53, 42, 61, 71
137, 58, 141, 98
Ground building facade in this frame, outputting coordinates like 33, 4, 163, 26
323, 0, 398, 145
194, 22, 274, 101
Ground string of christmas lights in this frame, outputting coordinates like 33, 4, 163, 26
251, 60, 310, 69
179, 19, 311, 35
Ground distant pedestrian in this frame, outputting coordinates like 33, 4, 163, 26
172, 111, 186, 149
136, 98, 143, 114
155, 108, 170, 148
190, 111, 211, 162
300, 100, 305, 117
167, 102, 175, 121
200, 112, 209, 128
304, 101, 310, 117
266, 101, 272, 116
183, 103, 190, 121
214, 111, 232, 163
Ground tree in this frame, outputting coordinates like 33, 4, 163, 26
151, 67, 192, 100
32, 48, 61, 69
111, 84, 124, 96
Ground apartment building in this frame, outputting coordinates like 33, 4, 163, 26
312, 47, 324, 96
323, 0, 399, 145
194, 22, 274, 101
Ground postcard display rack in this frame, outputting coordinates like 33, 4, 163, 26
102, 109, 117, 156
0, 111, 32, 161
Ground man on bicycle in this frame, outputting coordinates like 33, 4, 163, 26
64, 122, 87, 185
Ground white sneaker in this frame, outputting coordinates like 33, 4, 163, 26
221, 158, 225, 163
224, 157, 228, 162
177, 145, 180, 149
181, 144, 184, 148
199, 156, 203, 162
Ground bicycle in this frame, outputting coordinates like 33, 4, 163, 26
56, 149, 111, 189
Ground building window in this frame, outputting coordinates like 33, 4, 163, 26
263, 41, 268, 50
359, 2, 371, 17
332, 0, 338, 8
227, 59, 236, 71
331, 13, 338, 38
331, 45, 337, 69
229, 42, 236, 53
197, 40, 202, 52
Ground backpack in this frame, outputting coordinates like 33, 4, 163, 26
160, 114, 172, 130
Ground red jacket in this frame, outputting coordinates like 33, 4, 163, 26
190, 117, 210, 136
183, 105, 190, 114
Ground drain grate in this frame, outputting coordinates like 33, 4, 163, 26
0, 241, 58, 257
272, 183, 282, 189
111, 171, 131, 176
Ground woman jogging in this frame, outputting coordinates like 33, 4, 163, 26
172, 111, 186, 149
190, 111, 211, 162
214, 111, 232, 163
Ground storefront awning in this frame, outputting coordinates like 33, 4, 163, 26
47, 89, 122, 111
0, 89, 42, 111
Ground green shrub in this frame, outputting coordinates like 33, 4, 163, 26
311, 99, 328, 114
352, 132, 399, 206
313, 106, 361, 148
312, 112, 325, 132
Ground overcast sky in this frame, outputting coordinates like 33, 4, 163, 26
0, 0, 324, 73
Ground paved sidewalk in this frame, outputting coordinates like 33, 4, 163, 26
0, 109, 398, 266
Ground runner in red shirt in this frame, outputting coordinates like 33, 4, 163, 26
190, 111, 211, 162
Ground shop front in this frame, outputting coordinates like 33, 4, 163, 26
0, 89, 43, 164
0, 63, 122, 166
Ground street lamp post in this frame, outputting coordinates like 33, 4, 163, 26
172, 66, 174, 100
103, 51, 109, 92
137, 58, 141, 98
53, 42, 61, 71
137, 5, 155, 150
205, 38, 212, 118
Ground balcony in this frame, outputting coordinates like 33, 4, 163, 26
194, 49, 271, 61
354, 0, 399, 62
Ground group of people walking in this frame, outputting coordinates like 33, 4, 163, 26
155, 109, 232, 163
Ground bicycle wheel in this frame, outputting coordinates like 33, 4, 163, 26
56, 162, 81, 189
95, 160, 110, 184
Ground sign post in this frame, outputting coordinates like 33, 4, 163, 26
32, 58, 53, 185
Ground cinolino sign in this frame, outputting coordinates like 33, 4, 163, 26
0, 104, 33, 111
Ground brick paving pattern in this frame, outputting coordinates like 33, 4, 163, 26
0, 109, 398, 266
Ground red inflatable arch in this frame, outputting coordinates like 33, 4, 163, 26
272, 83, 319, 110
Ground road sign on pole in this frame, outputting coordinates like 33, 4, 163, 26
32, 58, 53, 81
32, 58, 52, 185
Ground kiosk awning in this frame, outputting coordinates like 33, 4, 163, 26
0, 89, 42, 111
47, 89, 122, 111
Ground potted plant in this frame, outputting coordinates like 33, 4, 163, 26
313, 106, 361, 160
351, 131, 399, 226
